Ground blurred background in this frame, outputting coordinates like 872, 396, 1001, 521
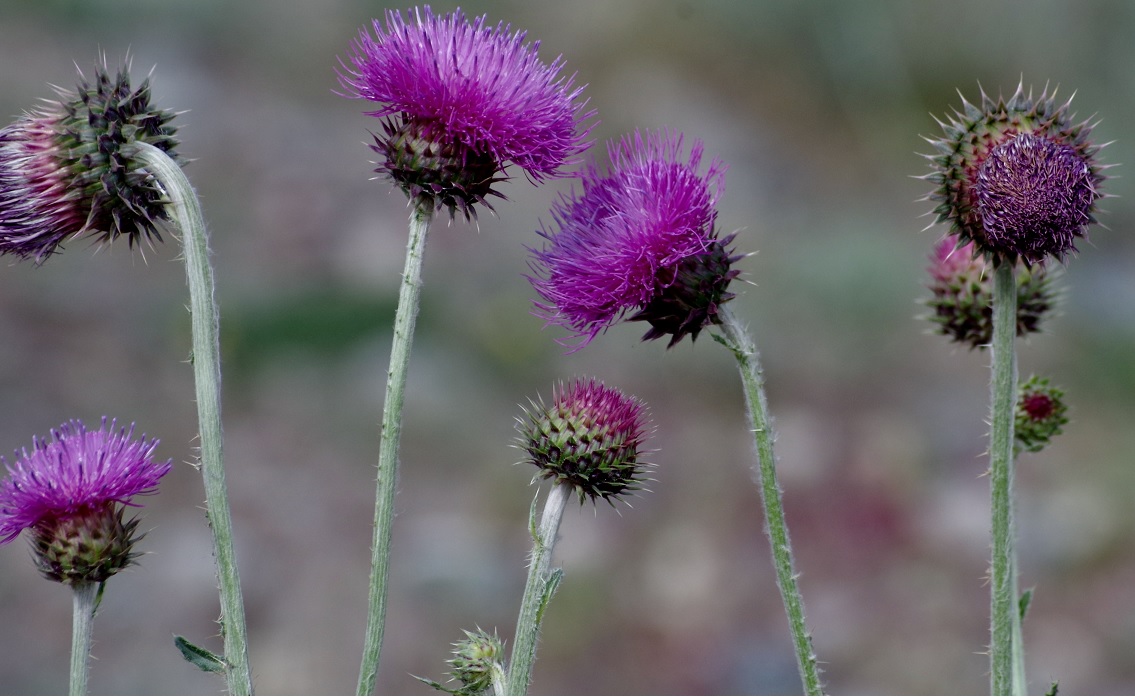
2, 0, 1134, 693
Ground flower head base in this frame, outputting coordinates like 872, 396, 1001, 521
924, 239, 1055, 349
1014, 375, 1069, 455
0, 59, 180, 261
0, 419, 171, 584
518, 378, 651, 505
448, 629, 506, 695
922, 83, 1104, 265
529, 130, 737, 349
338, 6, 593, 218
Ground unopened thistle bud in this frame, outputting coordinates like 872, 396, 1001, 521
338, 7, 593, 219
448, 629, 506, 695
924, 239, 1055, 349
922, 82, 1105, 265
0, 59, 180, 261
518, 378, 652, 504
0, 419, 171, 585
1015, 375, 1069, 455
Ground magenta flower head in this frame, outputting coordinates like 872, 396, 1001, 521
0, 59, 181, 262
337, 6, 594, 219
922, 82, 1106, 265
518, 378, 652, 505
529, 130, 742, 350
924, 238, 1055, 349
0, 418, 172, 585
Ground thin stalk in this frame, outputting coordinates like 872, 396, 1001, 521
989, 262, 1020, 695
356, 205, 434, 695
716, 305, 823, 696
132, 142, 253, 695
69, 581, 98, 696
506, 483, 570, 695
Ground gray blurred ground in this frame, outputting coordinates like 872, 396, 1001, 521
1, 0, 1134, 693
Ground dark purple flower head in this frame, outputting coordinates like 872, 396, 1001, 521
1014, 375, 1069, 455
529, 130, 739, 350
0, 59, 180, 262
921, 82, 1105, 265
923, 238, 1055, 349
338, 6, 594, 218
0, 419, 172, 584
517, 378, 652, 505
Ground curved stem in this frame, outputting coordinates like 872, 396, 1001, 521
506, 483, 570, 695
716, 305, 823, 696
356, 206, 434, 695
69, 581, 98, 696
132, 143, 253, 695
989, 262, 1020, 695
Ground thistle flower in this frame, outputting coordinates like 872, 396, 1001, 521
338, 6, 593, 218
518, 378, 651, 504
0, 59, 180, 261
924, 239, 1055, 349
1015, 375, 1069, 455
922, 82, 1105, 265
529, 130, 741, 349
0, 419, 172, 584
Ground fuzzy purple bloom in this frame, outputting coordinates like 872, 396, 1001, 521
975, 133, 1096, 263
0, 61, 180, 262
0, 419, 170, 543
338, 6, 593, 216
529, 130, 739, 349
518, 377, 652, 504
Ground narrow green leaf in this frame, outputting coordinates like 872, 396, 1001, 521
174, 635, 226, 674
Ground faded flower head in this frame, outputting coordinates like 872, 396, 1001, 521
518, 378, 652, 505
529, 130, 741, 349
1015, 375, 1069, 455
922, 82, 1105, 265
924, 239, 1055, 349
0, 58, 180, 261
338, 6, 593, 218
0, 419, 172, 584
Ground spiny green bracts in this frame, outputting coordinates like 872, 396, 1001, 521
1015, 375, 1069, 455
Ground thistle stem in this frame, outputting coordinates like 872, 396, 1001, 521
506, 483, 570, 695
989, 262, 1021, 695
356, 205, 434, 695
132, 142, 253, 695
716, 305, 823, 696
69, 581, 98, 696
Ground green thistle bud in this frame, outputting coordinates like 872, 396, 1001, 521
448, 629, 506, 695
30, 503, 142, 585
518, 378, 652, 504
374, 116, 502, 219
1015, 375, 1069, 455
924, 239, 1055, 349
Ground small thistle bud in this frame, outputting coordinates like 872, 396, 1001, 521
448, 629, 506, 695
922, 83, 1105, 265
338, 7, 593, 219
518, 378, 652, 504
1015, 375, 1069, 455
924, 239, 1055, 349
0, 419, 171, 585
0, 59, 180, 261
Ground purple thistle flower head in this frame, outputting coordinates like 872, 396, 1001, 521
529, 129, 741, 350
921, 82, 1106, 265
0, 418, 172, 584
518, 378, 653, 505
1014, 375, 1069, 455
0, 58, 181, 262
338, 6, 594, 218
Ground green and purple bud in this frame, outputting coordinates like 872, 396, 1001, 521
924, 239, 1055, 349
518, 378, 652, 504
1014, 375, 1069, 455
0, 59, 180, 261
922, 83, 1105, 265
